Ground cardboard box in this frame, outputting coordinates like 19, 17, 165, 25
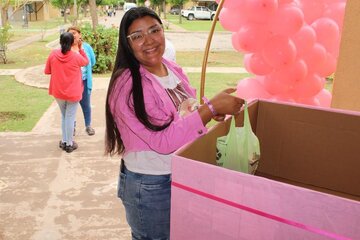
332, 0, 360, 112
171, 100, 360, 240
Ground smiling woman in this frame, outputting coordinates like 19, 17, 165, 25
104, 6, 244, 240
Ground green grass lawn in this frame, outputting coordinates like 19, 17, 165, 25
9, 18, 65, 42
176, 51, 244, 67
165, 14, 226, 32
1, 34, 57, 69
0, 76, 53, 131
94, 51, 245, 78
188, 73, 251, 99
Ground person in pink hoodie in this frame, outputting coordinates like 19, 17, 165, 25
45, 32, 88, 153
105, 7, 244, 239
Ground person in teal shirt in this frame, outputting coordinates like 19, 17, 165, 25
67, 26, 96, 136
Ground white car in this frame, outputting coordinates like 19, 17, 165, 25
123, 2, 137, 12
181, 6, 216, 20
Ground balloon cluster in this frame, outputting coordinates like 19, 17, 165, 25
218, 0, 346, 107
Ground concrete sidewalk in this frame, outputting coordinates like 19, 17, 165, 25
0, 87, 132, 240
1, 15, 126, 240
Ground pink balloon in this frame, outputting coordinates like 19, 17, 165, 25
291, 25, 316, 57
278, 0, 294, 4
312, 17, 340, 53
266, 59, 308, 87
300, 0, 326, 24
269, 5, 304, 36
232, 23, 270, 53
292, 74, 325, 98
323, 2, 346, 32
323, 0, 346, 4
236, 77, 272, 101
263, 74, 290, 95
302, 43, 327, 73
223, 0, 245, 9
244, 53, 273, 75
315, 89, 332, 107
246, 0, 278, 23
219, 7, 247, 32
271, 93, 296, 103
262, 35, 297, 68
317, 53, 337, 77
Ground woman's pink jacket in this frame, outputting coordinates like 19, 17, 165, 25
109, 59, 208, 156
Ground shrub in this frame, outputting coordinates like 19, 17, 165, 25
80, 23, 118, 73
0, 24, 14, 64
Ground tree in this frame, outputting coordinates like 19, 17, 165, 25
0, 23, 13, 63
150, 0, 162, 16
50, 0, 73, 23
169, 0, 188, 24
88, 0, 97, 29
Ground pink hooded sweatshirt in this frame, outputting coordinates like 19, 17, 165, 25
45, 49, 88, 102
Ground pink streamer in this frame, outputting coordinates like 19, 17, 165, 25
172, 181, 351, 240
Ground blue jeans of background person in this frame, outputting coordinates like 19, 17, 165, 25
55, 98, 78, 146
80, 79, 92, 127
118, 161, 171, 240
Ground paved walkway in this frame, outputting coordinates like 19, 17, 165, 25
0, 11, 245, 240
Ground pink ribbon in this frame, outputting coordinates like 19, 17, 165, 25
172, 181, 351, 240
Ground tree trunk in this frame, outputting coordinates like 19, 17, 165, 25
88, 0, 98, 30
1, 6, 8, 26
162, 0, 166, 19
179, 5, 182, 24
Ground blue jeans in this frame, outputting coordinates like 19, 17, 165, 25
55, 98, 78, 146
79, 80, 92, 127
118, 161, 171, 240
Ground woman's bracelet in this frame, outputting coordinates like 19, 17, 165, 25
202, 96, 217, 116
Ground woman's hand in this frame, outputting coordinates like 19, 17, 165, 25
78, 38, 83, 50
210, 88, 244, 116
71, 38, 82, 53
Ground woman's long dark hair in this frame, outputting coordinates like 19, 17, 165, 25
60, 32, 74, 54
105, 7, 173, 156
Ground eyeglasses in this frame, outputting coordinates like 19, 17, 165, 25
127, 25, 164, 45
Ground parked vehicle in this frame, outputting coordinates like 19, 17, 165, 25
181, 6, 216, 20
123, 2, 137, 12
170, 5, 181, 15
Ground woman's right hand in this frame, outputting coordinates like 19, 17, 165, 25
210, 88, 244, 115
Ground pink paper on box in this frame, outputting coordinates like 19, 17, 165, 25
170, 156, 360, 240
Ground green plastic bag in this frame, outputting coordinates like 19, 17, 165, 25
216, 102, 260, 174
